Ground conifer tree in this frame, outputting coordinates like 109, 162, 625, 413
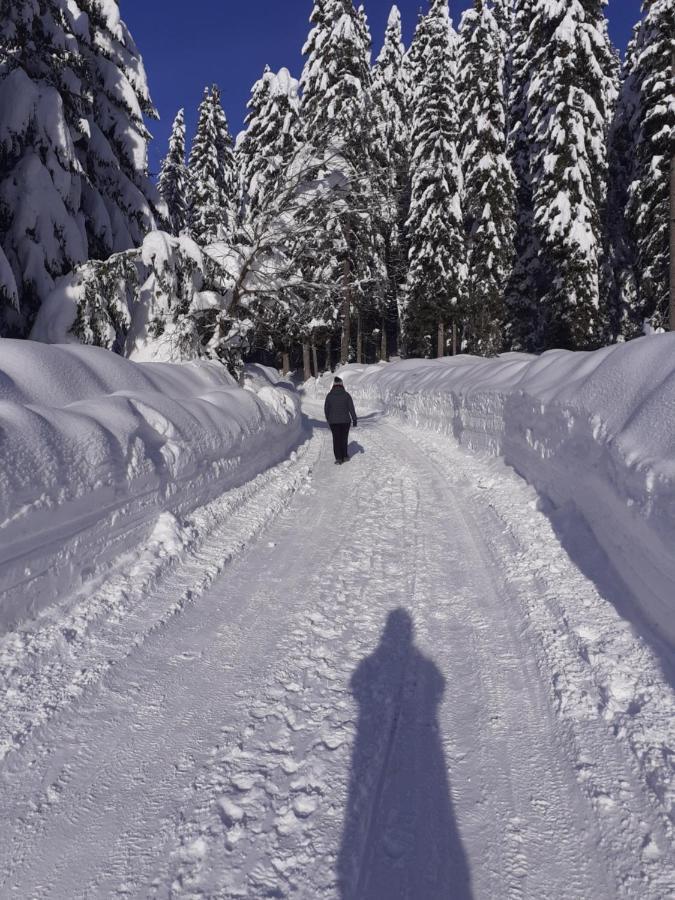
188, 86, 238, 246
403, 0, 465, 358
158, 109, 188, 235
525, 0, 617, 350
238, 67, 303, 221
0, 0, 160, 335
300, 0, 330, 149
491, 0, 514, 109
76, 0, 162, 256
300, 0, 384, 366
0, 0, 88, 333
458, 0, 516, 356
503, 0, 539, 349
371, 5, 410, 358
622, 0, 674, 332
237, 67, 304, 364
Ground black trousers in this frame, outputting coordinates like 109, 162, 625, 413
330, 423, 351, 461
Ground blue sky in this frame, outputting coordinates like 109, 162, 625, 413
119, 1, 643, 174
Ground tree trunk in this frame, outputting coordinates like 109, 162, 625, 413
341, 256, 351, 365
671, 44, 675, 331
381, 318, 388, 362
356, 311, 363, 364
437, 321, 445, 358
325, 335, 332, 373
312, 341, 319, 377
452, 321, 458, 356
302, 340, 312, 382
282, 351, 290, 375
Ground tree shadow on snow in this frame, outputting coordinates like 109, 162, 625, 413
337, 609, 473, 900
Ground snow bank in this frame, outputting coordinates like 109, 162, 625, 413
0, 340, 301, 631
328, 335, 675, 647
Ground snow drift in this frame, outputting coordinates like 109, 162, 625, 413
0, 340, 301, 631
329, 335, 675, 648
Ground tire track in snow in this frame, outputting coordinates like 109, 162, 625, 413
1, 406, 672, 898
149, 412, 628, 898
160, 423, 421, 898
399, 421, 675, 898
0, 432, 319, 763
0, 431, 323, 896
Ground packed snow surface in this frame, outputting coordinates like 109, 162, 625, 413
334, 334, 675, 649
0, 342, 674, 897
0, 340, 300, 631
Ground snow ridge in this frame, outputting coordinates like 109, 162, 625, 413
0, 341, 302, 633
336, 336, 675, 650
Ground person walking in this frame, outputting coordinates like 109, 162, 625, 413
324, 376, 358, 465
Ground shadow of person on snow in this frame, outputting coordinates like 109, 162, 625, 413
337, 609, 473, 900
348, 441, 365, 457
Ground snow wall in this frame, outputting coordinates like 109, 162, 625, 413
327, 335, 675, 648
0, 341, 302, 631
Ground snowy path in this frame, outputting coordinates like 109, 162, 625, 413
1, 401, 674, 899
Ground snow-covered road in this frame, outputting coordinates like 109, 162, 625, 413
1, 400, 674, 899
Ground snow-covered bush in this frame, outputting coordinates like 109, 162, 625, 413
32, 221, 311, 370
32, 232, 236, 364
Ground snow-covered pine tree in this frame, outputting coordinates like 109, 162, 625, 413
371, 5, 410, 359
403, 0, 465, 358
300, 0, 385, 367
491, 0, 513, 46
300, 0, 329, 150
237, 66, 304, 364
526, 0, 617, 350
491, 0, 514, 116
212, 85, 239, 221
0, 0, 88, 334
605, 30, 640, 339
238, 67, 303, 222
458, 0, 516, 357
622, 0, 675, 333
158, 108, 188, 236
503, 0, 540, 349
76, 0, 162, 256
188, 86, 238, 246
0, 0, 160, 336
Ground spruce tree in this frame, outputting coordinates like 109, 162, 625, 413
76, 0, 162, 256
458, 0, 516, 356
212, 85, 238, 222
371, 5, 410, 358
188, 86, 238, 246
158, 108, 188, 236
0, 0, 88, 333
503, 0, 539, 349
403, 0, 465, 358
300, 0, 330, 150
238, 67, 303, 221
0, 0, 160, 336
237, 66, 304, 363
300, 0, 384, 365
622, 0, 674, 332
525, 0, 617, 350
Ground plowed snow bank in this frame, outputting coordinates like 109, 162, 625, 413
0, 341, 301, 630
328, 335, 675, 647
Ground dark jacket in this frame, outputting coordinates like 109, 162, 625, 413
324, 384, 357, 426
